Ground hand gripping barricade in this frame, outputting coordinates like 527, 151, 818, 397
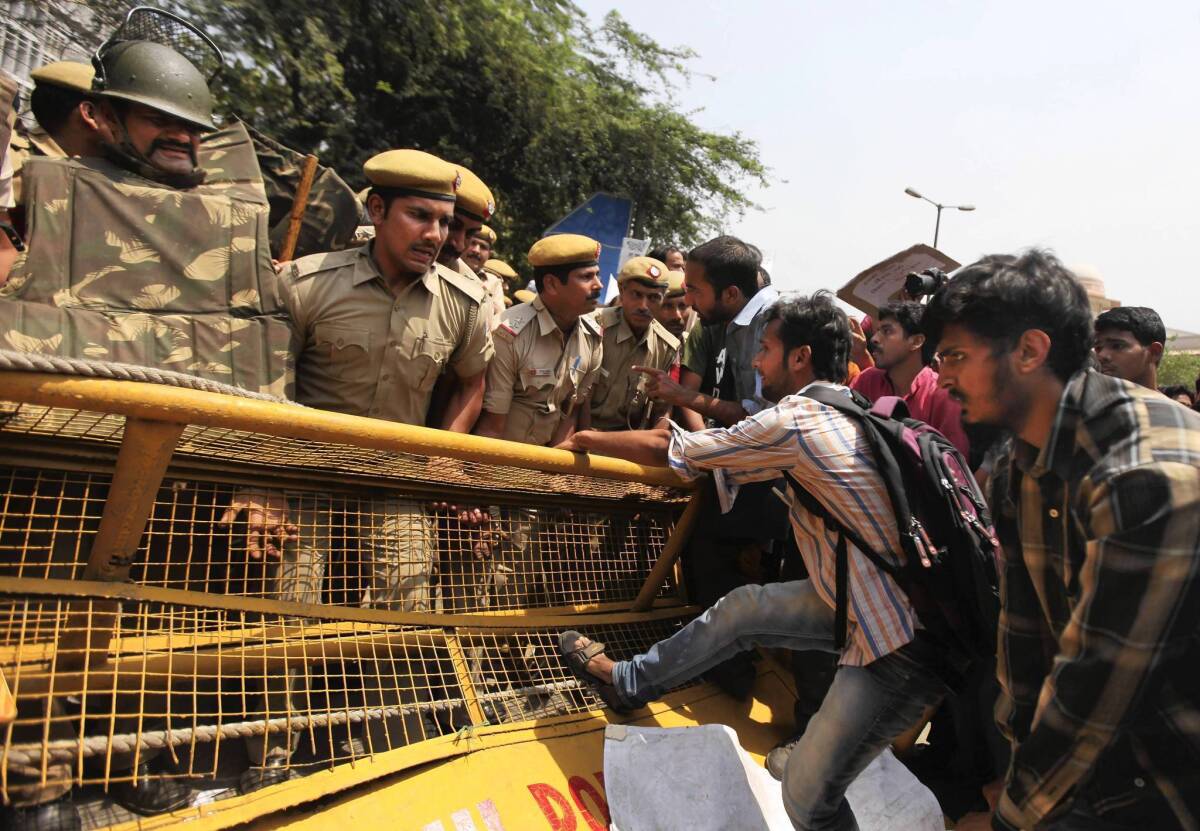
785, 386, 1001, 687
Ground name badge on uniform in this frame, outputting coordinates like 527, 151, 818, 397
529, 368, 553, 378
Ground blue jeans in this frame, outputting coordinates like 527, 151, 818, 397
610, 580, 947, 831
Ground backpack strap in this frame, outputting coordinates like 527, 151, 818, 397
783, 385, 918, 650
801, 386, 921, 564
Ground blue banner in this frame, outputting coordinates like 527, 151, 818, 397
543, 193, 633, 296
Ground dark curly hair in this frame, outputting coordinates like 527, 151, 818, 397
765, 291, 850, 383
923, 249, 1093, 382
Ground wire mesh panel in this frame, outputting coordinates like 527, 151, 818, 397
0, 594, 691, 805
0, 468, 679, 612
0, 394, 694, 823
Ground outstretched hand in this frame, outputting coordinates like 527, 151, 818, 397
218, 491, 297, 561
632, 365, 691, 407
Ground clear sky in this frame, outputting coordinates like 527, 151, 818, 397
577, 0, 1200, 333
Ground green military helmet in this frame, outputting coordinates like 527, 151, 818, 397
93, 40, 216, 132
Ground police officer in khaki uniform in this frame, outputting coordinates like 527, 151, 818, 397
229, 149, 492, 792
479, 255, 517, 317
476, 234, 604, 445
589, 256, 679, 431
462, 223, 495, 273
1, 61, 98, 285
482, 257, 521, 301
657, 269, 698, 343
436, 164, 494, 277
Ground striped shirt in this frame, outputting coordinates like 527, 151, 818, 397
667, 382, 916, 666
990, 371, 1200, 830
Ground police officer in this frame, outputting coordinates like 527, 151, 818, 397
656, 269, 696, 343
478, 256, 518, 323
0, 39, 293, 828
1, 61, 99, 284
226, 149, 492, 791
482, 257, 522, 303
436, 164, 494, 278
588, 256, 679, 431
475, 234, 604, 446
462, 224, 495, 273
0, 39, 291, 397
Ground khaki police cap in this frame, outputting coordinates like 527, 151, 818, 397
514, 289, 536, 304
473, 225, 497, 245
454, 166, 495, 222
482, 258, 517, 280
528, 234, 601, 269
665, 270, 687, 297
30, 61, 94, 93
363, 149, 459, 202
617, 256, 669, 289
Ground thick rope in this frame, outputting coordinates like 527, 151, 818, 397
2, 680, 582, 767
0, 348, 296, 403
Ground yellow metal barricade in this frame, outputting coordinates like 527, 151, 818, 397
0, 371, 715, 829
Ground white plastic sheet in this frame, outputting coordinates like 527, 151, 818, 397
603, 724, 942, 831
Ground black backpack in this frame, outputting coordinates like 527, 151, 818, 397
784, 386, 1001, 675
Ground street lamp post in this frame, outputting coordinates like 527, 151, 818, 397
904, 187, 975, 249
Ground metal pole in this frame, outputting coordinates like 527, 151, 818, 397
933, 204, 943, 249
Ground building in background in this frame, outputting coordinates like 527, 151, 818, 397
1070, 263, 1120, 314
1, 1, 103, 100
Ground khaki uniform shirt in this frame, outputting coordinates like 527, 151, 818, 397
588, 306, 680, 431
451, 256, 504, 331
283, 243, 493, 423
484, 295, 603, 446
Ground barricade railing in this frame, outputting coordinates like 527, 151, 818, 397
0, 371, 702, 821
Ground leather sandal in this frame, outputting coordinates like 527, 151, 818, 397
558, 630, 632, 714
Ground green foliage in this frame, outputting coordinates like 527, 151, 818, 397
1160, 350, 1200, 389
161, 0, 766, 266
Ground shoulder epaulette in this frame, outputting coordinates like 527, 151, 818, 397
288, 247, 360, 282
651, 319, 680, 351
436, 261, 486, 304
580, 311, 604, 338
592, 306, 620, 331
498, 302, 538, 337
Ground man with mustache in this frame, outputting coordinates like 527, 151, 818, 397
588, 256, 679, 431
463, 224, 495, 273
851, 300, 969, 455
0, 40, 295, 829
228, 149, 493, 791
475, 233, 604, 447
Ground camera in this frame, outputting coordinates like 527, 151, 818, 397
903, 267, 949, 299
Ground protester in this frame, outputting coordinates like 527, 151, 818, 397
556, 293, 954, 831
852, 300, 969, 455
1160, 384, 1194, 407
925, 250, 1200, 830
1092, 305, 1166, 390
648, 243, 685, 271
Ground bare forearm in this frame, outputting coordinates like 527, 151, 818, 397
440, 372, 485, 433
473, 410, 507, 440
572, 428, 671, 467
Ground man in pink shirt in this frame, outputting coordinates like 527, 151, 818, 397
852, 301, 969, 456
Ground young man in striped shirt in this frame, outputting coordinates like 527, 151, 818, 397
559, 292, 955, 831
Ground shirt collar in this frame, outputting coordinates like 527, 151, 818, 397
532, 294, 559, 337
352, 242, 440, 294
730, 285, 779, 328
1012, 370, 1089, 479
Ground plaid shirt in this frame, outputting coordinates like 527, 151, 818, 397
990, 371, 1200, 830
667, 383, 917, 666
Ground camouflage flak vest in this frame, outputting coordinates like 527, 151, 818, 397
0, 122, 294, 398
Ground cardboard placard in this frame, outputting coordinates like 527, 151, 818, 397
837, 244, 960, 319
